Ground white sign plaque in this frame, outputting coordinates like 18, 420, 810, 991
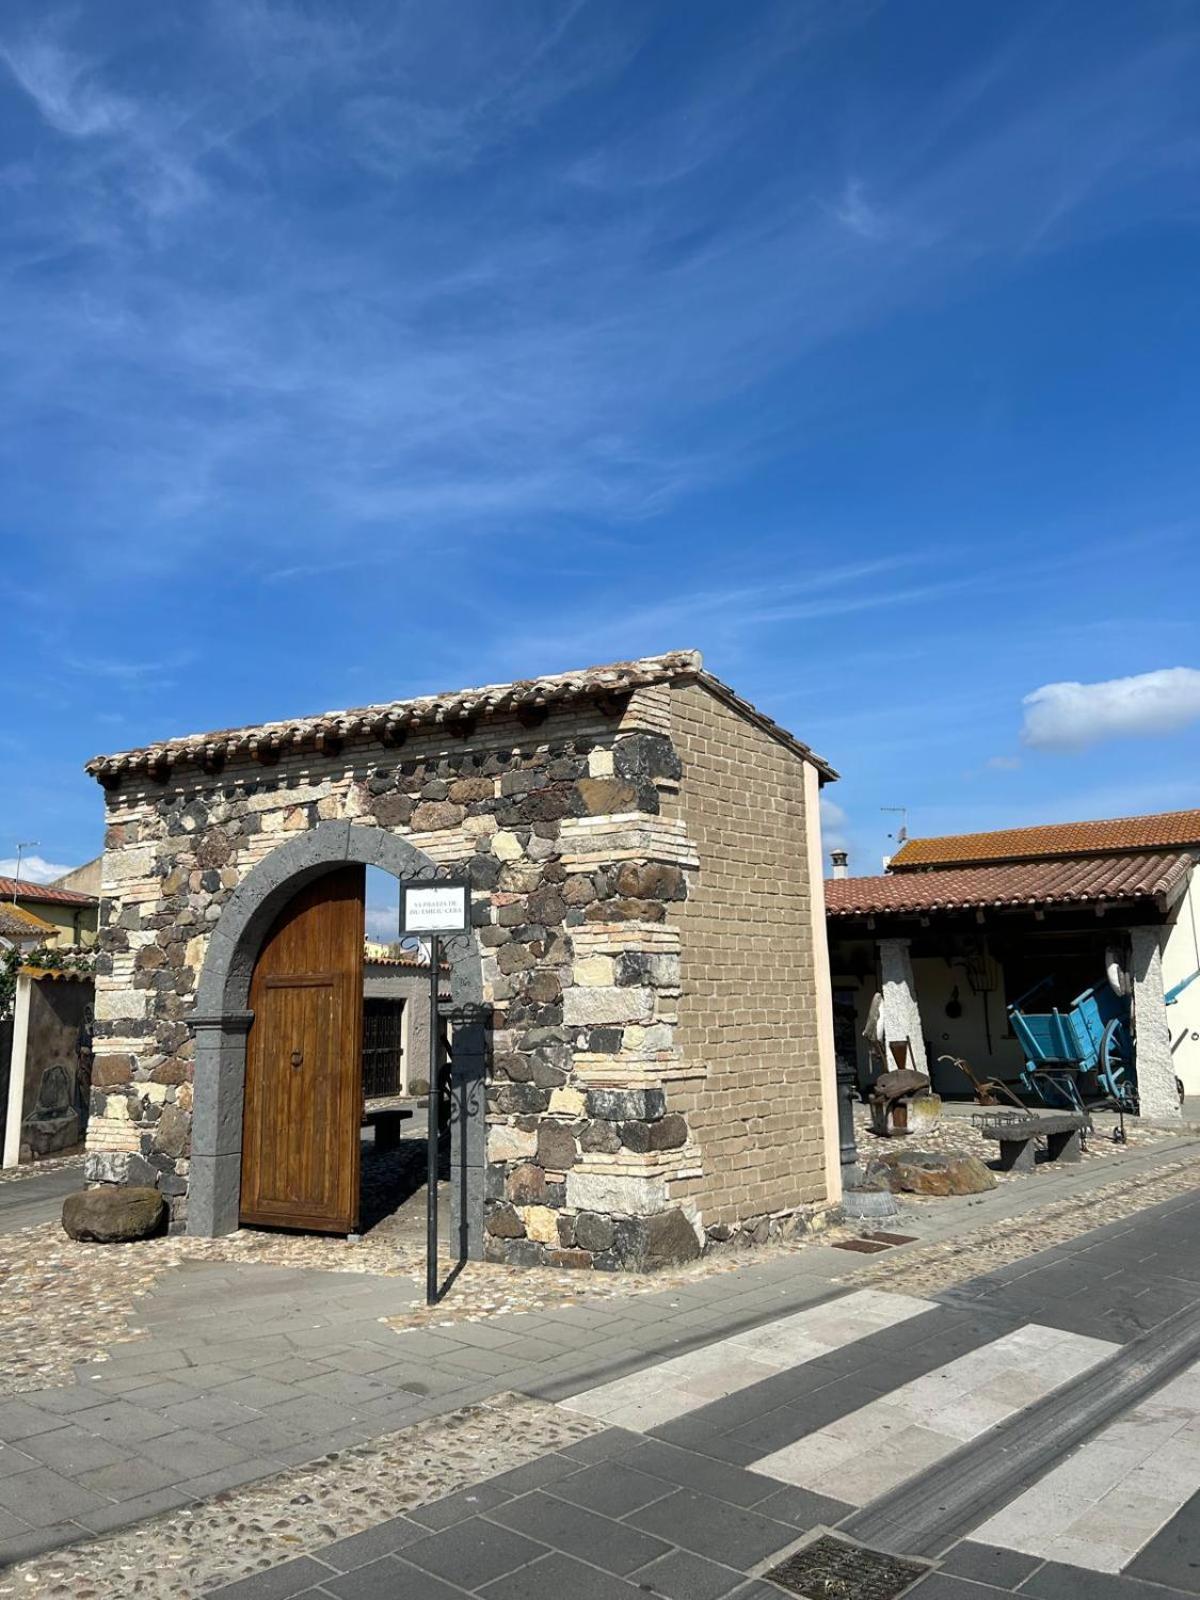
401, 881, 469, 934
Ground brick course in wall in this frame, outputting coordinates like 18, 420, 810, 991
665, 682, 831, 1246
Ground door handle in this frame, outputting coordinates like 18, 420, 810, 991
291, 1049, 303, 1069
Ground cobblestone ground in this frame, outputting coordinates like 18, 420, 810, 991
849, 1151, 1200, 1294
0, 1112, 1182, 1396
0, 1147, 1196, 1594
0, 1394, 602, 1600
852, 1098, 1177, 1182
0, 1154, 83, 1187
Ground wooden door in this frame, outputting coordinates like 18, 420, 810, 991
240, 865, 365, 1232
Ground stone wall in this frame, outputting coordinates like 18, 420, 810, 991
88, 688, 706, 1266
665, 682, 830, 1247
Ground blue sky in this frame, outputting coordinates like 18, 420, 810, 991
3, 0, 1200, 899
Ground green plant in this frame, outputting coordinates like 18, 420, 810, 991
0, 943, 95, 1019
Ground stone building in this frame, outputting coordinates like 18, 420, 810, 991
84, 651, 840, 1269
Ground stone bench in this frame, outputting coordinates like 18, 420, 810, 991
973, 1111, 1089, 1173
362, 1106, 414, 1152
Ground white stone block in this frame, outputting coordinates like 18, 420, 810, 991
563, 987, 654, 1026
488, 1125, 537, 1162
573, 956, 615, 987
566, 1170, 666, 1216
493, 830, 524, 861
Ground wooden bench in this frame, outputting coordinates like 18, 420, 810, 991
973, 1110, 1089, 1173
361, 1106, 415, 1151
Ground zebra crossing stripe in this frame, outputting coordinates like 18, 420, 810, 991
751, 1323, 1118, 1506
973, 1358, 1200, 1574
557, 1288, 935, 1432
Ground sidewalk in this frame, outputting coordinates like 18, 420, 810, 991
0, 1131, 1196, 1582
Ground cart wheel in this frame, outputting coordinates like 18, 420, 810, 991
1099, 1018, 1130, 1098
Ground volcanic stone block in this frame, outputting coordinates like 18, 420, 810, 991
586, 1087, 667, 1122
537, 1122, 577, 1170
62, 1186, 168, 1243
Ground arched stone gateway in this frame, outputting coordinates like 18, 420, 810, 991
85, 653, 840, 1269
188, 821, 485, 1246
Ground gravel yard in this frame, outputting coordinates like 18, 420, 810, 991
0, 1392, 602, 1599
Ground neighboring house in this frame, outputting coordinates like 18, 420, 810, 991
51, 856, 103, 899
0, 903, 59, 954
0, 875, 99, 948
84, 650, 840, 1266
826, 808, 1200, 1119
361, 944, 445, 1100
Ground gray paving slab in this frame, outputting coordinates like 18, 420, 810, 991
485, 1491, 671, 1575
936, 1541, 1042, 1589
480, 1551, 647, 1599
181, 1457, 287, 1499
321, 1557, 474, 1599
0, 1463, 110, 1529
314, 1514, 428, 1572
407, 1481, 515, 1531
627, 1488, 798, 1569
205, 1554, 337, 1600
629, 1546, 747, 1600
160, 1393, 264, 1431
549, 1460, 676, 1519
907, 1576, 1007, 1598
75, 1455, 184, 1499
615, 1439, 783, 1510
0, 1398, 68, 1442
1126, 1487, 1200, 1591
401, 1516, 548, 1589
74, 1485, 195, 1534
138, 1426, 252, 1475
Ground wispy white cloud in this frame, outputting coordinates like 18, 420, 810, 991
0, 3, 1196, 585
1, 34, 135, 138
0, 854, 76, 883
985, 754, 1022, 771
1022, 668, 1200, 750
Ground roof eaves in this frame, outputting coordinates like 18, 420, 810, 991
689, 668, 838, 782
84, 650, 838, 787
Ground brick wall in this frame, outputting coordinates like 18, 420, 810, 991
665, 681, 830, 1231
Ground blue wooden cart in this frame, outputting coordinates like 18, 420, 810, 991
1007, 978, 1135, 1112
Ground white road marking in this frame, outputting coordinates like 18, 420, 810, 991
975, 1360, 1200, 1573
557, 1288, 934, 1432
751, 1324, 1118, 1506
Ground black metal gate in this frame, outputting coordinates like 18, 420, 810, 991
362, 998, 404, 1099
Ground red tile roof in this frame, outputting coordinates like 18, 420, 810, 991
825, 851, 1194, 918
84, 651, 837, 784
0, 877, 98, 907
889, 809, 1200, 869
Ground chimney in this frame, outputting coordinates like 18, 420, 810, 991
830, 849, 849, 879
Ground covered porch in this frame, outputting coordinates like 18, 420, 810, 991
827, 850, 1194, 1121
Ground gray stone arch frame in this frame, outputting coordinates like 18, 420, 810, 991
188, 820, 486, 1257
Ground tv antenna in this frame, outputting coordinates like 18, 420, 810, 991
880, 807, 908, 845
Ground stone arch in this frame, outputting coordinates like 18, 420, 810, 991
189, 820, 486, 1254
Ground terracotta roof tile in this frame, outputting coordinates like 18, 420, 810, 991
0, 903, 58, 939
0, 876, 97, 907
85, 651, 837, 784
890, 809, 1200, 869
825, 851, 1195, 918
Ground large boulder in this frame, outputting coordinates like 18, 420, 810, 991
869, 1151, 997, 1197
62, 1186, 168, 1243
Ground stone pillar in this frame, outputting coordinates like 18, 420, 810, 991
1130, 926, 1180, 1122
878, 938, 927, 1075
187, 1010, 253, 1236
